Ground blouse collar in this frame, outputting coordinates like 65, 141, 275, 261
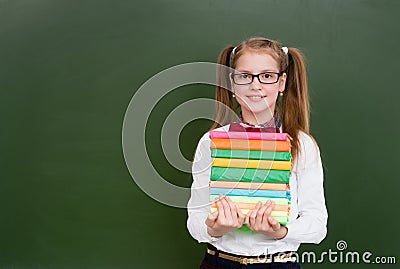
238, 111, 281, 129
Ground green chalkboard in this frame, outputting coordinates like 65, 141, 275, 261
1, 0, 399, 268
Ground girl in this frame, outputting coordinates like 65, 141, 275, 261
187, 37, 328, 269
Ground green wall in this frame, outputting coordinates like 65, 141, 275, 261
1, 0, 399, 268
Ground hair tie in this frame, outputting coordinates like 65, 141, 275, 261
282, 46, 288, 55
232, 46, 237, 55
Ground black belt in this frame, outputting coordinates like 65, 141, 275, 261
206, 244, 297, 265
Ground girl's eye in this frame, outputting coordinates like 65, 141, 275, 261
262, 73, 272, 79
240, 74, 249, 79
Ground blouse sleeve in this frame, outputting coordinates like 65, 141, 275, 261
186, 133, 220, 243
281, 132, 328, 244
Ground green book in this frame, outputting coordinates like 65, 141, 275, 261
211, 167, 290, 183
211, 149, 291, 161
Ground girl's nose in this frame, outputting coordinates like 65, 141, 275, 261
249, 79, 263, 91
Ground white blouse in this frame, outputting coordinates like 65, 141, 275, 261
186, 124, 328, 256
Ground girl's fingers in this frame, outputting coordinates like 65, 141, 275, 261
245, 210, 252, 227
236, 204, 245, 223
226, 196, 238, 220
205, 211, 219, 227
220, 196, 232, 222
264, 201, 273, 219
255, 201, 269, 227
249, 202, 261, 226
267, 201, 280, 230
268, 216, 280, 231
264, 209, 273, 228
215, 195, 225, 220
269, 200, 275, 209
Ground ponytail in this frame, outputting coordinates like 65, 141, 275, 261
280, 47, 310, 161
209, 45, 238, 130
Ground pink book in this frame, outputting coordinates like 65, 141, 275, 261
209, 131, 292, 141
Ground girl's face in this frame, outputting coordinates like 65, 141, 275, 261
231, 50, 286, 123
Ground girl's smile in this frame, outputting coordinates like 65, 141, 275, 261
246, 94, 267, 101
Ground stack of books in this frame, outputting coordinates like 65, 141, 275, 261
209, 124, 292, 226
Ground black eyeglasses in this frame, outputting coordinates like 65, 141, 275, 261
231, 72, 284, 85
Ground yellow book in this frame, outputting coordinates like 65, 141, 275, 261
212, 158, 291, 170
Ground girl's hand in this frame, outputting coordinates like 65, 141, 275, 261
244, 200, 288, 239
205, 195, 245, 238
